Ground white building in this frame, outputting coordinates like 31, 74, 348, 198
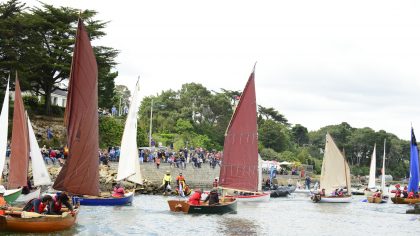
10, 89, 67, 108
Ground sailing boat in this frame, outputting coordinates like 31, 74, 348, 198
74, 79, 142, 206
364, 144, 377, 197
0, 77, 22, 203
0, 18, 96, 233
367, 139, 388, 203
218, 66, 269, 202
14, 115, 53, 203
391, 127, 420, 204
311, 133, 352, 203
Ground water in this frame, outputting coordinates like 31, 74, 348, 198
5, 194, 420, 236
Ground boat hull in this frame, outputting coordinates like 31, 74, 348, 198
72, 192, 134, 206
227, 192, 270, 202
4, 188, 22, 204
312, 195, 352, 203
168, 198, 237, 214
0, 209, 78, 233
367, 196, 387, 204
391, 197, 420, 204
15, 188, 41, 203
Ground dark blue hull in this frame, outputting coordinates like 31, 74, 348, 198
72, 192, 134, 206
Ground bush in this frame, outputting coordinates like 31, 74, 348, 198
99, 116, 124, 148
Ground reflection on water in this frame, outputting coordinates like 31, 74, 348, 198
218, 217, 259, 236
3, 195, 420, 236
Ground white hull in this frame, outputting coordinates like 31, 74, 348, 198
234, 192, 270, 202
15, 188, 41, 203
317, 196, 352, 203
294, 189, 311, 194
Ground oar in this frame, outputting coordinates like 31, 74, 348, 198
5, 211, 66, 218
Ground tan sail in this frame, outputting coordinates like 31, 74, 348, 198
53, 18, 100, 196
320, 133, 351, 196
8, 76, 29, 189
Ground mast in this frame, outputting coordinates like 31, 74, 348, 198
342, 148, 349, 195
381, 139, 386, 193
53, 18, 100, 196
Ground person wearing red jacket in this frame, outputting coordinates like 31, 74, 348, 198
188, 189, 202, 205
23, 195, 52, 213
49, 193, 74, 215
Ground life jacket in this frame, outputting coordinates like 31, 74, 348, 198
112, 187, 125, 198
177, 176, 185, 182
408, 192, 415, 199
0, 197, 6, 215
188, 191, 201, 205
163, 174, 171, 184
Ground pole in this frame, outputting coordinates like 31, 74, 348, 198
149, 99, 153, 147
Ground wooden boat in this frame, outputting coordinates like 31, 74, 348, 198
218, 66, 268, 202
4, 188, 22, 204
367, 196, 387, 204
2, 18, 96, 232
391, 197, 420, 204
312, 133, 352, 203
392, 128, 420, 204
73, 191, 134, 206
0, 209, 79, 233
168, 198, 237, 214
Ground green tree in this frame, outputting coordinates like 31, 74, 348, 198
259, 120, 292, 152
291, 124, 309, 146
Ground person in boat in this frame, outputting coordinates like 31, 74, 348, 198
188, 189, 202, 205
112, 183, 125, 198
49, 192, 74, 215
395, 184, 401, 197
21, 177, 33, 195
338, 189, 344, 197
408, 191, 415, 199
373, 190, 381, 198
403, 186, 408, 198
204, 187, 220, 205
162, 171, 172, 194
23, 195, 53, 214
0, 185, 10, 216
320, 188, 326, 197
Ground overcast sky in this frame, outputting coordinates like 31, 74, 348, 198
24, 0, 420, 140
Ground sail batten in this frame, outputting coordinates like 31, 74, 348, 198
368, 144, 376, 189
219, 69, 259, 192
8, 77, 30, 189
53, 19, 100, 196
0, 78, 10, 180
116, 79, 143, 184
320, 133, 352, 196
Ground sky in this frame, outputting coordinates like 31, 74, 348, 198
23, 0, 420, 140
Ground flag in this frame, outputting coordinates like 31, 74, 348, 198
408, 127, 420, 192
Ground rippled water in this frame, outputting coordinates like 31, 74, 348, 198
5, 194, 420, 236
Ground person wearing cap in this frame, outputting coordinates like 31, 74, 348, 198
0, 185, 10, 215
188, 189, 202, 205
204, 187, 219, 205
162, 171, 172, 195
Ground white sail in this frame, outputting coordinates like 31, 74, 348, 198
0, 78, 9, 180
28, 116, 52, 186
381, 139, 386, 192
116, 79, 142, 184
367, 144, 377, 189
320, 133, 351, 196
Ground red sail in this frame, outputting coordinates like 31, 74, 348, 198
8, 76, 29, 189
53, 19, 99, 196
219, 69, 259, 192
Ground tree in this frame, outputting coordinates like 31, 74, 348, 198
259, 120, 292, 152
258, 105, 289, 126
0, 1, 118, 115
113, 84, 131, 113
291, 124, 309, 146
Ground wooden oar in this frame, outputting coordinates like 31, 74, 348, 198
5, 211, 66, 218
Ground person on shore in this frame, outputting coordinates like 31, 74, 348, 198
0, 185, 10, 216
188, 189, 202, 205
305, 176, 311, 190
156, 157, 161, 169
204, 187, 220, 205
162, 171, 172, 195
112, 183, 125, 198
213, 178, 218, 188
176, 173, 186, 196
23, 195, 53, 213
49, 192, 74, 215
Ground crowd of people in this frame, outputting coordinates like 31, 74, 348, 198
394, 184, 420, 199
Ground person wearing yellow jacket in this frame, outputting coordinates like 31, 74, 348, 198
162, 171, 172, 195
